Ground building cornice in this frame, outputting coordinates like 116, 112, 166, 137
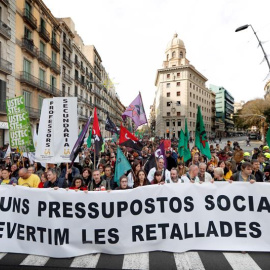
58, 19, 75, 38
155, 64, 208, 86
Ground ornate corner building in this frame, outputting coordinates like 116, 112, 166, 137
152, 33, 215, 139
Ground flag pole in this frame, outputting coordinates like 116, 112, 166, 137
94, 142, 96, 169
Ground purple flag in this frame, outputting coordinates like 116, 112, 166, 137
122, 93, 147, 129
70, 116, 92, 164
155, 141, 167, 169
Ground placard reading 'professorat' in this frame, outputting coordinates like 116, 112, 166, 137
6, 96, 35, 152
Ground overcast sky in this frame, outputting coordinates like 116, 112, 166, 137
44, 0, 270, 116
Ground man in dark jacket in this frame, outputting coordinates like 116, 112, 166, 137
251, 159, 264, 182
165, 150, 177, 171
102, 165, 116, 190
44, 169, 67, 188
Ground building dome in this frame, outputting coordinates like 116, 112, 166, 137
166, 33, 185, 51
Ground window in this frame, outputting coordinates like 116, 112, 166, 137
176, 101, 181, 106
167, 102, 171, 107
75, 85, 78, 96
38, 96, 44, 111
52, 51, 57, 63
167, 92, 170, 97
190, 112, 192, 117
52, 30, 56, 41
23, 59, 31, 73
172, 122, 175, 126
166, 54, 169, 61
177, 72, 180, 77
166, 122, 170, 127
167, 74, 170, 79
40, 18, 46, 29
180, 52, 183, 58
24, 27, 32, 39
190, 102, 192, 106
193, 94, 195, 98
167, 112, 170, 116
51, 75, 56, 89
177, 82, 180, 87
177, 91, 180, 96
193, 113, 195, 118
40, 41, 45, 53
178, 121, 181, 126
23, 91, 31, 107
190, 83, 192, 88
166, 83, 170, 88
190, 92, 192, 97
39, 68, 45, 82
172, 51, 175, 58
177, 112, 181, 116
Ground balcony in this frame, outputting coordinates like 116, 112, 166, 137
0, 57, 12, 75
38, 51, 51, 67
93, 89, 102, 99
23, 9, 37, 30
80, 65, 85, 74
74, 58, 80, 69
80, 80, 87, 88
51, 38, 60, 52
20, 71, 61, 96
62, 73, 73, 85
63, 54, 72, 68
63, 38, 72, 52
38, 26, 50, 43
51, 60, 61, 74
0, 20, 11, 40
21, 38, 38, 58
0, 0, 9, 6
78, 113, 88, 121
25, 106, 41, 119
74, 75, 80, 84
95, 102, 103, 110
86, 72, 90, 79
94, 59, 101, 70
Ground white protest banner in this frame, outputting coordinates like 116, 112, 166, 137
53, 97, 78, 163
35, 99, 55, 162
0, 183, 270, 258
35, 97, 78, 163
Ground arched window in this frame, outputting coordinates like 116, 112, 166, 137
172, 51, 175, 58
180, 51, 183, 58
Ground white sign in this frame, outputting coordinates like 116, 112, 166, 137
0, 183, 270, 258
0, 122, 8, 129
35, 97, 78, 163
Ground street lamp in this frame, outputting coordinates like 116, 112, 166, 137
235, 24, 270, 72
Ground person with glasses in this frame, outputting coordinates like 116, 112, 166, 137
115, 175, 131, 190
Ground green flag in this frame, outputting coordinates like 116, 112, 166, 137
87, 129, 92, 148
184, 120, 191, 162
266, 127, 270, 146
101, 140, 105, 153
195, 106, 211, 159
114, 147, 131, 186
178, 129, 185, 158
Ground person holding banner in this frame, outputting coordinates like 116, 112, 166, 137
230, 162, 256, 183
181, 165, 200, 183
68, 176, 87, 191
0, 168, 17, 185
88, 169, 108, 191
18, 168, 40, 188
115, 175, 131, 190
127, 160, 142, 188
133, 170, 150, 188
151, 170, 165, 185
44, 169, 67, 188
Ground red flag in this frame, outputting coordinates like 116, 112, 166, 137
92, 108, 103, 154
119, 123, 143, 151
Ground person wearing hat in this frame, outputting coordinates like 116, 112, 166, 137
263, 146, 269, 153
237, 152, 251, 171
264, 153, 270, 166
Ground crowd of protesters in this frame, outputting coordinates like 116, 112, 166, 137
0, 138, 270, 191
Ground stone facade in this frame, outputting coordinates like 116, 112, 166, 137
153, 34, 214, 139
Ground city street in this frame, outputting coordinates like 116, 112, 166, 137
1, 250, 270, 269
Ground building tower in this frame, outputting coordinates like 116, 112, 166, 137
154, 33, 214, 138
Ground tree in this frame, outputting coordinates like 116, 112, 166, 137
239, 99, 270, 128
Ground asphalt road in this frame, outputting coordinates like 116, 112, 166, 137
0, 251, 270, 270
